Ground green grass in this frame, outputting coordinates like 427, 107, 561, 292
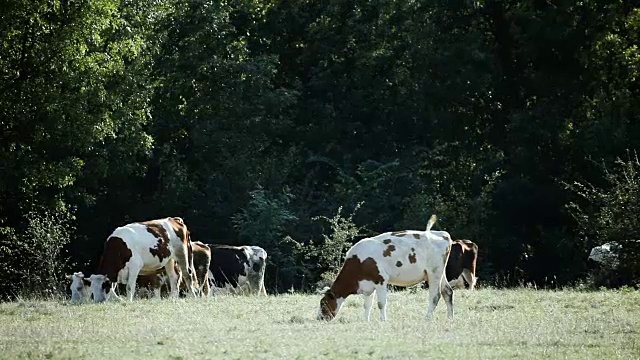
0, 288, 638, 359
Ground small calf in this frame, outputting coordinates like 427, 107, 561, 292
318, 215, 454, 321
66, 272, 90, 302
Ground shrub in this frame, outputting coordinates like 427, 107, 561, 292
565, 150, 640, 287
297, 203, 365, 289
0, 207, 74, 299
233, 186, 299, 292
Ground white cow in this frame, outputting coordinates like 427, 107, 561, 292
87, 217, 197, 302
66, 272, 90, 302
317, 215, 454, 321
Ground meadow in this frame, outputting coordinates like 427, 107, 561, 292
0, 288, 638, 359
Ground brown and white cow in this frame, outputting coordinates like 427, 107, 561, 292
87, 217, 197, 302
317, 215, 454, 321
446, 239, 478, 290
137, 242, 211, 298
191, 241, 212, 296
136, 262, 176, 299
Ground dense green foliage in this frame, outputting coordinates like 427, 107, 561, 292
1, 0, 639, 297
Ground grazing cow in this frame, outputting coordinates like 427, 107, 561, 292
137, 243, 210, 298
191, 241, 212, 296
66, 272, 90, 302
205, 244, 268, 296
446, 240, 479, 290
317, 215, 454, 321
87, 217, 196, 302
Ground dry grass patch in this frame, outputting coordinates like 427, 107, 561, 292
0, 288, 638, 359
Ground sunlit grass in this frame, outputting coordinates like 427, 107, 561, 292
0, 288, 638, 359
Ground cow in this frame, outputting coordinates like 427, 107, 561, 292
137, 242, 210, 298
446, 240, 478, 290
204, 244, 268, 296
87, 217, 197, 302
191, 241, 212, 296
136, 263, 175, 299
317, 215, 454, 321
66, 272, 90, 302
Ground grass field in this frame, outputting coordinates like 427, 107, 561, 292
0, 288, 638, 359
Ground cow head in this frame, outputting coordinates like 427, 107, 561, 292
87, 274, 112, 303
317, 286, 338, 321
66, 272, 89, 302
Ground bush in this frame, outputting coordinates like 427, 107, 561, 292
566, 150, 640, 287
233, 186, 300, 292
296, 203, 365, 290
0, 207, 74, 299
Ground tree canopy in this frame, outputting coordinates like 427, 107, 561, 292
1, 0, 639, 297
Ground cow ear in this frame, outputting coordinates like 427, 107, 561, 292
102, 279, 112, 292
318, 286, 334, 298
66, 274, 73, 279
316, 286, 329, 294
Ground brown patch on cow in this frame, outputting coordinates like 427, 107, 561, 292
391, 231, 407, 237
382, 239, 392, 245
320, 255, 385, 320
408, 253, 417, 264
167, 217, 188, 244
97, 236, 132, 282
412, 234, 420, 239
144, 224, 172, 262
396, 261, 403, 267
382, 244, 396, 257
446, 240, 479, 284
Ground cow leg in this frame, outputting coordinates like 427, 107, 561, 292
206, 269, 214, 297
172, 247, 196, 297
202, 277, 210, 297
199, 270, 210, 297
362, 292, 374, 321
375, 285, 389, 321
164, 260, 181, 298
426, 269, 442, 320
440, 279, 454, 320
448, 275, 465, 290
461, 269, 477, 290
126, 261, 143, 301
153, 284, 162, 299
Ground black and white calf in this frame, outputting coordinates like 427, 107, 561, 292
204, 245, 267, 296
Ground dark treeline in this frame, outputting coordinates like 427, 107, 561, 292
1, 0, 640, 298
